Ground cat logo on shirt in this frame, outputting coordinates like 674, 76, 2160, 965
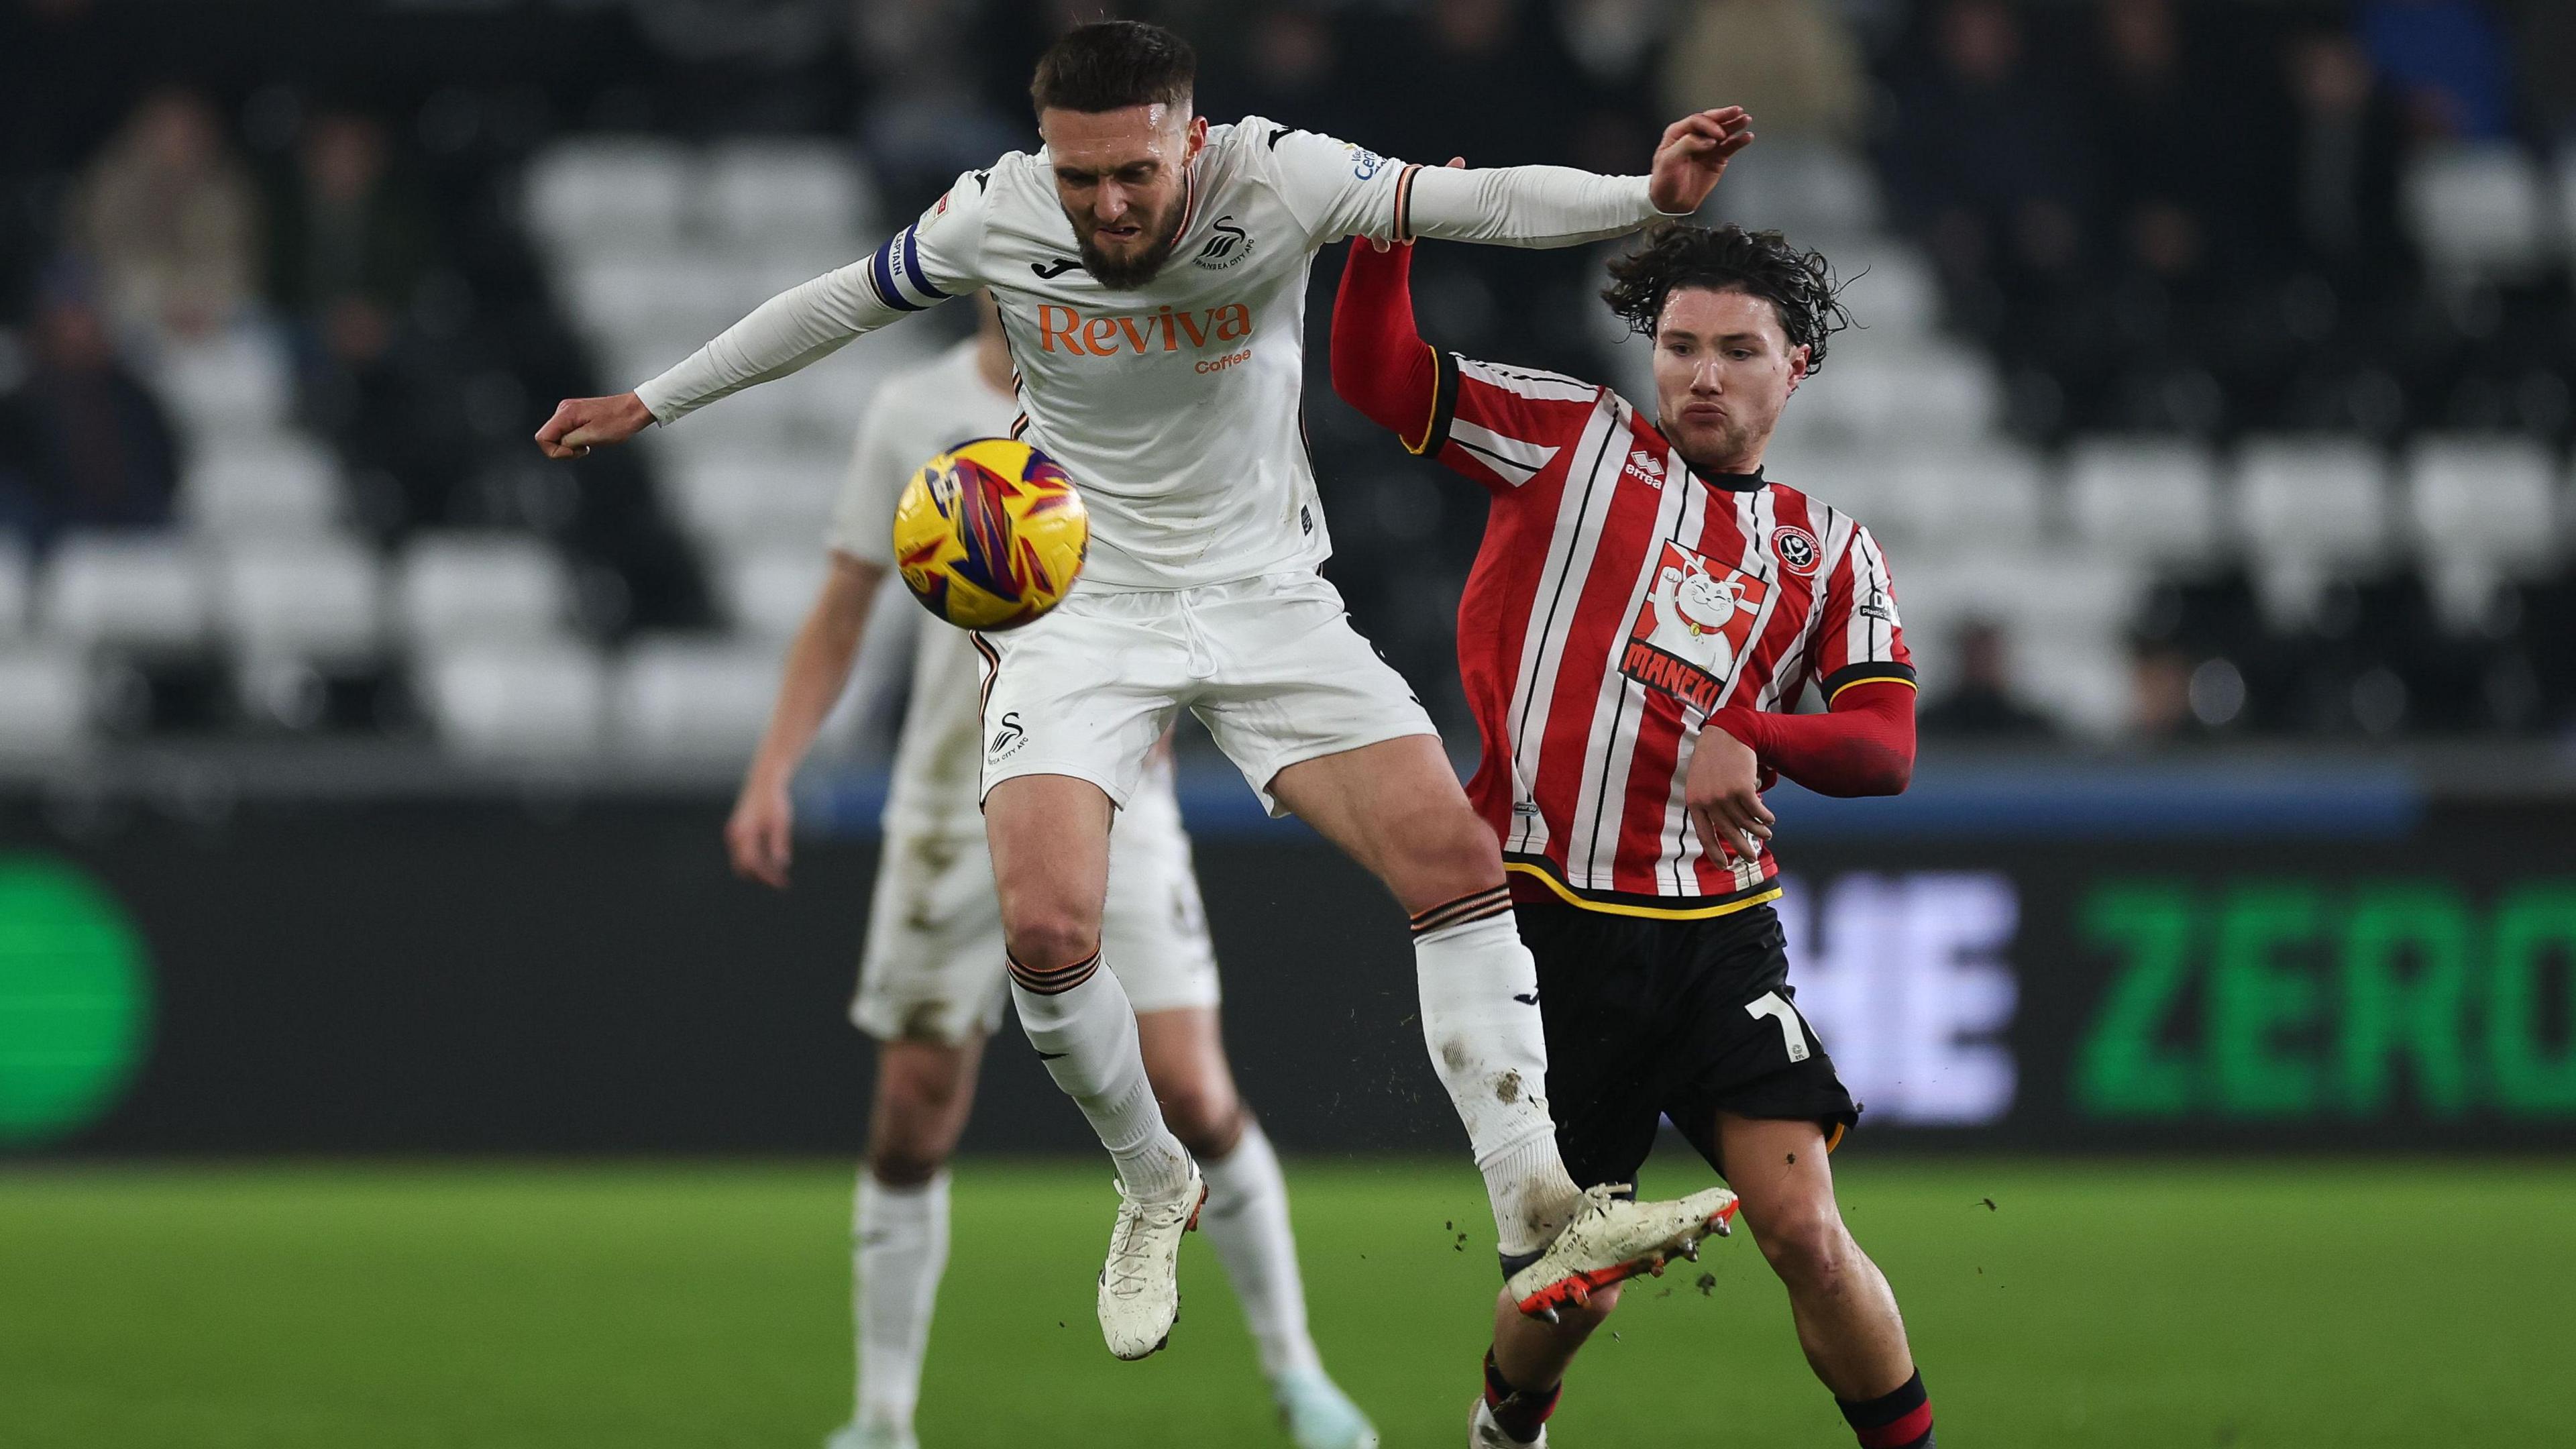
1619, 540, 1769, 714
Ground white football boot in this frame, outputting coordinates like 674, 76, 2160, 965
1273, 1364, 1379, 1449
823, 1419, 916, 1449
1469, 1396, 1546, 1448
1096, 1161, 1207, 1360
1504, 1183, 1738, 1320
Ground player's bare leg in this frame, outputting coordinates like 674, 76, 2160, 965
1140, 1007, 1377, 1449
835, 1035, 986, 1449
1719, 1113, 1934, 1445
1468, 1280, 1623, 1445
986, 773, 1201, 1358
1268, 739, 1734, 1287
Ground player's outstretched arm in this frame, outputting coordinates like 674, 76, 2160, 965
1397, 107, 1754, 249
724, 552, 885, 890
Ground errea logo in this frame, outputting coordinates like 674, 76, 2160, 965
1623, 449, 1666, 488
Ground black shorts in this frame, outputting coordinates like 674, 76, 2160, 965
1518, 898, 1858, 1189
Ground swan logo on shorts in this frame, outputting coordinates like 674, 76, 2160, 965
987, 710, 1028, 763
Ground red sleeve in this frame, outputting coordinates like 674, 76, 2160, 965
1708, 680, 1916, 798
1332, 239, 1602, 492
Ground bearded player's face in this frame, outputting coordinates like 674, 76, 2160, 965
1040, 104, 1207, 290
1651, 286, 1809, 476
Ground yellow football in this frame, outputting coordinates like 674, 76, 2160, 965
892, 438, 1090, 631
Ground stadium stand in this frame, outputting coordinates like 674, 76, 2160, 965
2, 0, 2573, 766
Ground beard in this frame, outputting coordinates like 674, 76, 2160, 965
1071, 198, 1187, 290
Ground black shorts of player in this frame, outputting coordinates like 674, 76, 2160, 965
1518, 897, 1858, 1189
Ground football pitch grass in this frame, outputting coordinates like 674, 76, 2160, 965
2, 1157, 2565, 1447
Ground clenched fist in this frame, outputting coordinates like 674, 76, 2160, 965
534, 392, 654, 460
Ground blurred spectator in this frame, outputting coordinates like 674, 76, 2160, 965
1882, 0, 2086, 303
69, 89, 264, 345
1919, 621, 2056, 739
2356, 0, 2514, 140
2499, 0, 2576, 142
1203, 5, 1346, 134
0, 273, 180, 543
2261, 26, 2416, 303
1348, 0, 1580, 167
1659, 0, 1866, 147
2084, 0, 2244, 297
857, 0, 1026, 215
270, 111, 430, 335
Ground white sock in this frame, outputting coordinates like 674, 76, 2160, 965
1009, 952, 1193, 1201
1411, 894, 1582, 1256
853, 1169, 948, 1434
1198, 1120, 1323, 1380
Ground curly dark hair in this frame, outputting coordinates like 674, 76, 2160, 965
1601, 223, 1852, 372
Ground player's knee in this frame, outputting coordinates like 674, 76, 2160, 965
1157, 1080, 1242, 1157
1388, 802, 1505, 903
867, 1140, 950, 1187
1002, 908, 1099, 973
1564, 1279, 1623, 1329
1755, 1208, 1858, 1291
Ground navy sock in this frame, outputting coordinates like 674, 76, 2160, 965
1482, 1349, 1561, 1444
1837, 1368, 1933, 1449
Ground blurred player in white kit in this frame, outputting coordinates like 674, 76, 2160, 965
722, 296, 1375, 1449
541, 19, 1752, 1367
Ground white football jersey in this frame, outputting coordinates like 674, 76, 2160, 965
640, 118, 1666, 590
828, 339, 1016, 833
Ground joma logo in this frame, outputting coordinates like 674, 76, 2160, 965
1036, 303, 1254, 356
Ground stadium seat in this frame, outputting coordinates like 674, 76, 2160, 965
2403, 143, 2551, 284
2235, 436, 2392, 561
146, 327, 293, 439
38, 532, 210, 652
2235, 436, 2394, 624
179, 435, 346, 539
610, 637, 781, 760
1701, 140, 1883, 244
1777, 341, 2001, 447
2066, 437, 2223, 564
702, 140, 874, 251
657, 452, 847, 552
1826, 244, 1943, 341
2404, 436, 2567, 627
0, 647, 90, 756
211, 538, 385, 661
523, 137, 694, 259
0, 536, 28, 637
419, 639, 606, 759
715, 543, 830, 639
1876, 445, 2051, 550
394, 533, 576, 649
1896, 549, 2145, 737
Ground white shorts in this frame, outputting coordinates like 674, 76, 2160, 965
973, 570, 1438, 816
849, 777, 1220, 1044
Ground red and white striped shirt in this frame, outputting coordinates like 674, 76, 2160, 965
1334, 246, 1915, 918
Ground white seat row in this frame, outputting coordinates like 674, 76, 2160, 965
523, 137, 877, 262
176, 431, 350, 538
419, 635, 879, 762
2402, 142, 2576, 286
0, 531, 579, 657
1778, 434, 2572, 572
